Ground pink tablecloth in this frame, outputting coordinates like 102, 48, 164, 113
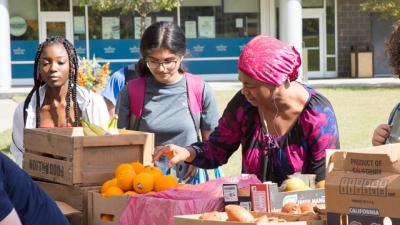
118, 174, 260, 225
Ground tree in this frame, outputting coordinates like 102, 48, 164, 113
360, 1, 400, 19
78, 0, 182, 35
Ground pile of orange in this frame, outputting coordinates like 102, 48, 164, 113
100, 161, 180, 198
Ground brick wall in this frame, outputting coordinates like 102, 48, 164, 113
337, 0, 372, 77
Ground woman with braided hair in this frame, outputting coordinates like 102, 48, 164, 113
10, 37, 109, 167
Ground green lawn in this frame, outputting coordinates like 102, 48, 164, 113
2, 87, 400, 177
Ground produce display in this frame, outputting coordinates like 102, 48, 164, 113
100, 161, 181, 197
199, 203, 326, 223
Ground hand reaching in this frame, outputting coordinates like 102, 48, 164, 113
153, 144, 195, 168
372, 124, 391, 146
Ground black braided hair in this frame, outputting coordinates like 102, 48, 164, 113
23, 37, 79, 128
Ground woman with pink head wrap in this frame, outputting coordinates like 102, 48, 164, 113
154, 35, 339, 185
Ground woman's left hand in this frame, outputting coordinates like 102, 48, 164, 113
183, 164, 197, 180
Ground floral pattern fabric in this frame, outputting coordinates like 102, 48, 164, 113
191, 84, 340, 184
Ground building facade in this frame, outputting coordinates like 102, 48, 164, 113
1, 0, 394, 87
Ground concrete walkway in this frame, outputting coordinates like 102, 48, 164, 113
1, 77, 400, 132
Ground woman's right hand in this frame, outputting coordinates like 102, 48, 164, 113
153, 144, 196, 168
372, 124, 391, 146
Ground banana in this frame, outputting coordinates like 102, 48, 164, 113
89, 122, 109, 136
107, 115, 119, 135
107, 115, 118, 129
81, 118, 97, 136
80, 118, 109, 136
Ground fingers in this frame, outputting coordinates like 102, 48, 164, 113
372, 124, 391, 146
152, 144, 173, 163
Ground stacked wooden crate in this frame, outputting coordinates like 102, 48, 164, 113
23, 127, 154, 225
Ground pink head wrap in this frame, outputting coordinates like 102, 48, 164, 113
238, 35, 301, 86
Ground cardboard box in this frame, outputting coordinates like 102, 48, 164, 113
174, 212, 325, 225
23, 127, 153, 186
36, 180, 100, 225
250, 183, 325, 212
87, 191, 129, 225
326, 144, 400, 224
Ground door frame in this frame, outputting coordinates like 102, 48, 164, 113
39, 12, 74, 43
302, 8, 325, 78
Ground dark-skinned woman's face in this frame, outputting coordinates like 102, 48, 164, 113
39, 43, 70, 88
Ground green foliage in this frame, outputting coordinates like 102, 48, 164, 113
361, 0, 400, 19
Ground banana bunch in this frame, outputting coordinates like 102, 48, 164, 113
81, 116, 119, 136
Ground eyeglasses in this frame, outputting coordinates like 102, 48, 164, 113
146, 58, 180, 71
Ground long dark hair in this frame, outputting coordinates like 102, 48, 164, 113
137, 21, 186, 77
23, 37, 79, 128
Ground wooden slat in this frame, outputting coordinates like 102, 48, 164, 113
81, 133, 149, 147
24, 152, 73, 185
72, 137, 84, 185
79, 145, 144, 184
142, 132, 154, 166
24, 128, 74, 158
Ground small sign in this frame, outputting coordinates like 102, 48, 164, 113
235, 18, 243, 28
185, 21, 197, 38
102, 17, 120, 39
198, 16, 215, 38
10, 16, 27, 36
74, 16, 85, 34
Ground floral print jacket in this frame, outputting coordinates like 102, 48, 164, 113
191, 84, 340, 184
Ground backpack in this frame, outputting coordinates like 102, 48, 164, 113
127, 72, 223, 183
127, 72, 204, 134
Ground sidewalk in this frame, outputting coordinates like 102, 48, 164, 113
1, 77, 400, 133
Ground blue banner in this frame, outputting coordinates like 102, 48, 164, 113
11, 37, 252, 79
89, 39, 141, 59
11, 40, 38, 61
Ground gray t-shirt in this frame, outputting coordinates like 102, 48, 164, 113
140, 76, 199, 146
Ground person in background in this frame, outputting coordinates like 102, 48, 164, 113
10, 37, 109, 167
102, 63, 140, 117
372, 21, 400, 146
0, 152, 69, 225
153, 35, 340, 185
118, 22, 220, 183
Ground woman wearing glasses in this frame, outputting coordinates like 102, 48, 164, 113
117, 22, 219, 183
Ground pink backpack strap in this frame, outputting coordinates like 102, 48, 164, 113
128, 77, 146, 118
185, 72, 204, 117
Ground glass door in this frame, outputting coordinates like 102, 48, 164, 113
302, 9, 324, 78
39, 12, 73, 43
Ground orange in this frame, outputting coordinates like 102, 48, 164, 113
143, 166, 163, 180
114, 163, 134, 177
133, 172, 154, 194
116, 169, 136, 191
103, 186, 124, 198
101, 214, 114, 221
124, 191, 138, 195
154, 175, 178, 192
101, 178, 117, 194
131, 161, 145, 174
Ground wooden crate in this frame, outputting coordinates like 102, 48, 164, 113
37, 180, 100, 225
24, 127, 153, 186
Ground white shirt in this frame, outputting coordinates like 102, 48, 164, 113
10, 85, 110, 167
